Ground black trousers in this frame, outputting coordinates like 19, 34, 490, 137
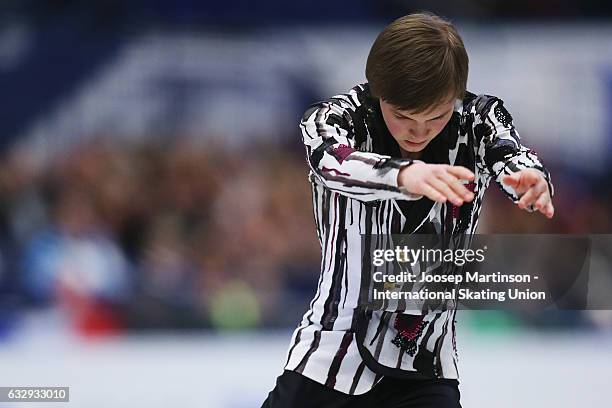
261, 370, 461, 408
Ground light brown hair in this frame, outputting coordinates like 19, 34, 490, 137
365, 12, 469, 113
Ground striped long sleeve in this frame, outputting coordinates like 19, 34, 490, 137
300, 99, 421, 202
472, 96, 554, 202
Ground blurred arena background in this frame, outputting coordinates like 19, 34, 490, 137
0, 1, 611, 407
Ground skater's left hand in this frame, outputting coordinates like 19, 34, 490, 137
502, 169, 554, 219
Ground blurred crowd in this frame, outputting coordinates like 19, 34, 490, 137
0, 137, 610, 338
0, 139, 320, 336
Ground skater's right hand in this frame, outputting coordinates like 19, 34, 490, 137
397, 162, 475, 206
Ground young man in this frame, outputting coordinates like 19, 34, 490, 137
262, 12, 553, 408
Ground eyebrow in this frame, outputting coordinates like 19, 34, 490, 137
395, 108, 452, 121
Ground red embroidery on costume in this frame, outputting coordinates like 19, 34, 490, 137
391, 314, 428, 356
331, 144, 356, 164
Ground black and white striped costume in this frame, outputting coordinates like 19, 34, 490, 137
283, 83, 552, 395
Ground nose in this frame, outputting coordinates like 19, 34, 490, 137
409, 125, 429, 141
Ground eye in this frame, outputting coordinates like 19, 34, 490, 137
394, 114, 413, 121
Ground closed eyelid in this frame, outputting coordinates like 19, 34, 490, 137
394, 109, 451, 121
395, 114, 413, 120
427, 110, 453, 121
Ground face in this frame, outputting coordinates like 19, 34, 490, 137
379, 97, 456, 153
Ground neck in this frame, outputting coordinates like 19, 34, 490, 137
401, 149, 423, 160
